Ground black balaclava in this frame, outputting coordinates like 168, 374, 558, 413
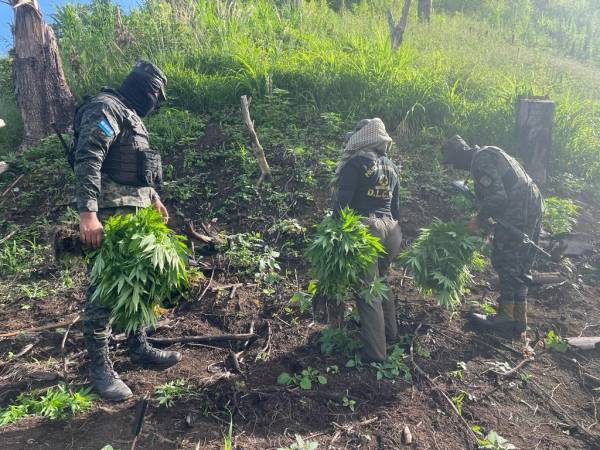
117, 59, 167, 118
442, 135, 476, 171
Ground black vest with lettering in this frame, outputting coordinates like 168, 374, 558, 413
346, 152, 399, 217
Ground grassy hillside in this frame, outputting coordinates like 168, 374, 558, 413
0, 0, 599, 196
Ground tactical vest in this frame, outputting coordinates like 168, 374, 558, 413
475, 146, 532, 195
70, 89, 162, 187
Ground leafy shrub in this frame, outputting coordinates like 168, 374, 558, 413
90, 207, 188, 334
218, 232, 281, 283
399, 219, 484, 308
305, 208, 385, 305
0, 384, 95, 425
542, 196, 579, 235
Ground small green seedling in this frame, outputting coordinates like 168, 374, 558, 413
370, 344, 412, 382
476, 430, 516, 449
153, 379, 195, 407
277, 368, 327, 390
277, 434, 319, 450
342, 393, 356, 411
448, 361, 467, 379
544, 330, 569, 353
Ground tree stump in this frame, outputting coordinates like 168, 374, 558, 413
516, 96, 555, 186
417, 0, 432, 22
12, 0, 75, 148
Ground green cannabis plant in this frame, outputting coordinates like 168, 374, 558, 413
542, 196, 579, 235
305, 208, 385, 305
0, 384, 95, 426
399, 219, 484, 308
90, 207, 188, 334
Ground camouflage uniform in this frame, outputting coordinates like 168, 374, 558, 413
75, 61, 180, 401
74, 91, 158, 348
471, 146, 544, 330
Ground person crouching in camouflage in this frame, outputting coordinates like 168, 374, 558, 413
74, 60, 181, 401
333, 118, 402, 362
442, 135, 544, 338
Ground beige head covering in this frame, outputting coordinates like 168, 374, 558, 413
332, 118, 393, 187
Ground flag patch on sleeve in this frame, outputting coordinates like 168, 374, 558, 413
97, 119, 114, 137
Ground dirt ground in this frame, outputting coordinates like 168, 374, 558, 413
1, 221, 599, 450
0, 132, 599, 449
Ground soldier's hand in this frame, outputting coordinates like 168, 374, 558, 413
152, 198, 169, 223
466, 216, 479, 234
80, 212, 104, 248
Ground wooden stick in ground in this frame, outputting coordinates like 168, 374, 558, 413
147, 333, 258, 346
410, 324, 479, 449
60, 316, 78, 381
0, 314, 80, 338
240, 95, 272, 185
0, 343, 34, 368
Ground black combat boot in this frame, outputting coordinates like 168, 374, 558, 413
470, 296, 520, 338
128, 328, 182, 368
86, 337, 133, 402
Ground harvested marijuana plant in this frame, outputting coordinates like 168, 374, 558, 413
90, 207, 188, 334
305, 208, 385, 305
399, 219, 484, 308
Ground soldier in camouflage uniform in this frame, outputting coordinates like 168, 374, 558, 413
75, 60, 181, 401
442, 135, 544, 337
334, 118, 402, 362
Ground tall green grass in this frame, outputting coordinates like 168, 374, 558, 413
0, 58, 23, 156
0, 0, 598, 195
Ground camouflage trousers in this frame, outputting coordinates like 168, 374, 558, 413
83, 206, 138, 345
492, 188, 544, 302
357, 216, 403, 362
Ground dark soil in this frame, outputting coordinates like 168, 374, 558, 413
0, 125, 599, 449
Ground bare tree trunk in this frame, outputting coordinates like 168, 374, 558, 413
240, 95, 272, 185
387, 0, 412, 51
12, 0, 75, 149
516, 96, 555, 186
417, 0, 431, 22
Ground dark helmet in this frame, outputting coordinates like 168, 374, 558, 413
442, 135, 475, 170
118, 59, 167, 117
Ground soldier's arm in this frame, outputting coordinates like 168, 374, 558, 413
334, 162, 359, 215
472, 151, 507, 221
73, 104, 122, 212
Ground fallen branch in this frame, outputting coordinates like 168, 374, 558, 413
240, 95, 272, 185
498, 357, 535, 379
0, 343, 34, 368
147, 333, 258, 346
410, 324, 479, 449
0, 173, 24, 198
0, 228, 19, 245
0, 314, 81, 338
256, 320, 272, 362
185, 220, 224, 245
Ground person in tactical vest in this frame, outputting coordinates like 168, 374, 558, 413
333, 118, 402, 362
74, 60, 181, 401
442, 135, 544, 338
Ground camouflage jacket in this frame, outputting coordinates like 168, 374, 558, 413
471, 146, 542, 225
73, 88, 158, 212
